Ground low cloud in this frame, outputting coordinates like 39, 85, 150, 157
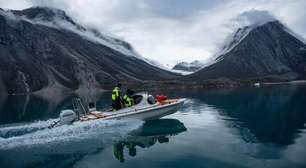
1, 0, 306, 67
234, 9, 277, 27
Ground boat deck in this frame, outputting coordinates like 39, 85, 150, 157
79, 99, 180, 122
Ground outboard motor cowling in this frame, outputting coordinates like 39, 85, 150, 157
59, 110, 77, 125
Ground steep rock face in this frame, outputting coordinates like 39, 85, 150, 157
184, 21, 306, 81
0, 7, 178, 94
172, 60, 204, 72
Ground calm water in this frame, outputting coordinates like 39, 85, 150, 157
0, 85, 306, 168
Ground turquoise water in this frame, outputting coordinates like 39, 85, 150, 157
0, 85, 306, 168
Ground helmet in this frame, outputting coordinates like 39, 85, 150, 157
117, 82, 122, 88
126, 89, 134, 96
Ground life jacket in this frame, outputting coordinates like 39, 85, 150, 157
123, 94, 134, 107
112, 87, 121, 101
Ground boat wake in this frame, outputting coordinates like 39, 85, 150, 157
0, 119, 143, 151
0, 119, 58, 138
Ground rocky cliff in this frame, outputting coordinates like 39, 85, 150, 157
0, 7, 178, 94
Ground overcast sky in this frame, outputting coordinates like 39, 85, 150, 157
1, 0, 306, 67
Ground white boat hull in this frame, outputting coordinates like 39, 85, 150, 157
78, 98, 185, 122
105, 99, 185, 121
53, 93, 186, 127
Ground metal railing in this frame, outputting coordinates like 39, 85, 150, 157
72, 97, 88, 120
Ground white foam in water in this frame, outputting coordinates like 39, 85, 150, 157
0, 119, 58, 138
0, 119, 143, 151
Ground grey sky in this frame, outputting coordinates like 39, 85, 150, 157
1, 0, 306, 67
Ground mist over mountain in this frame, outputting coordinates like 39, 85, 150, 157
1, 7, 306, 95
0, 7, 178, 95
184, 20, 306, 82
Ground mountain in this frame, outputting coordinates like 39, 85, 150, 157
184, 21, 306, 81
172, 60, 204, 72
0, 7, 178, 94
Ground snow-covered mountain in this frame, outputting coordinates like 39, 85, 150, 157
184, 20, 306, 81
0, 7, 178, 94
172, 60, 205, 72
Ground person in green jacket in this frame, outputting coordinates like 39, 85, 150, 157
112, 83, 123, 111
123, 89, 134, 107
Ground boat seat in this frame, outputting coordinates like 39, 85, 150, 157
159, 99, 178, 105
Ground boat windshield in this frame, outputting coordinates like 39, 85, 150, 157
133, 95, 143, 105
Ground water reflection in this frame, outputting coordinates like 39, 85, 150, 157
1, 86, 306, 168
183, 86, 306, 146
0, 93, 112, 125
0, 94, 74, 124
113, 119, 187, 162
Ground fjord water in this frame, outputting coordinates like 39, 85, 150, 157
0, 86, 306, 168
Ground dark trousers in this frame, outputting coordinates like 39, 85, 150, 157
112, 100, 122, 111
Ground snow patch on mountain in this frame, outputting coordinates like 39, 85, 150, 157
173, 60, 207, 72
213, 10, 278, 61
214, 26, 252, 60
170, 69, 193, 75
181, 60, 204, 69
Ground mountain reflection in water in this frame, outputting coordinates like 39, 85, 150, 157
0, 85, 306, 168
0, 93, 111, 124
187, 86, 306, 146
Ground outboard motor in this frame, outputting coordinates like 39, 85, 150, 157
59, 110, 77, 125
